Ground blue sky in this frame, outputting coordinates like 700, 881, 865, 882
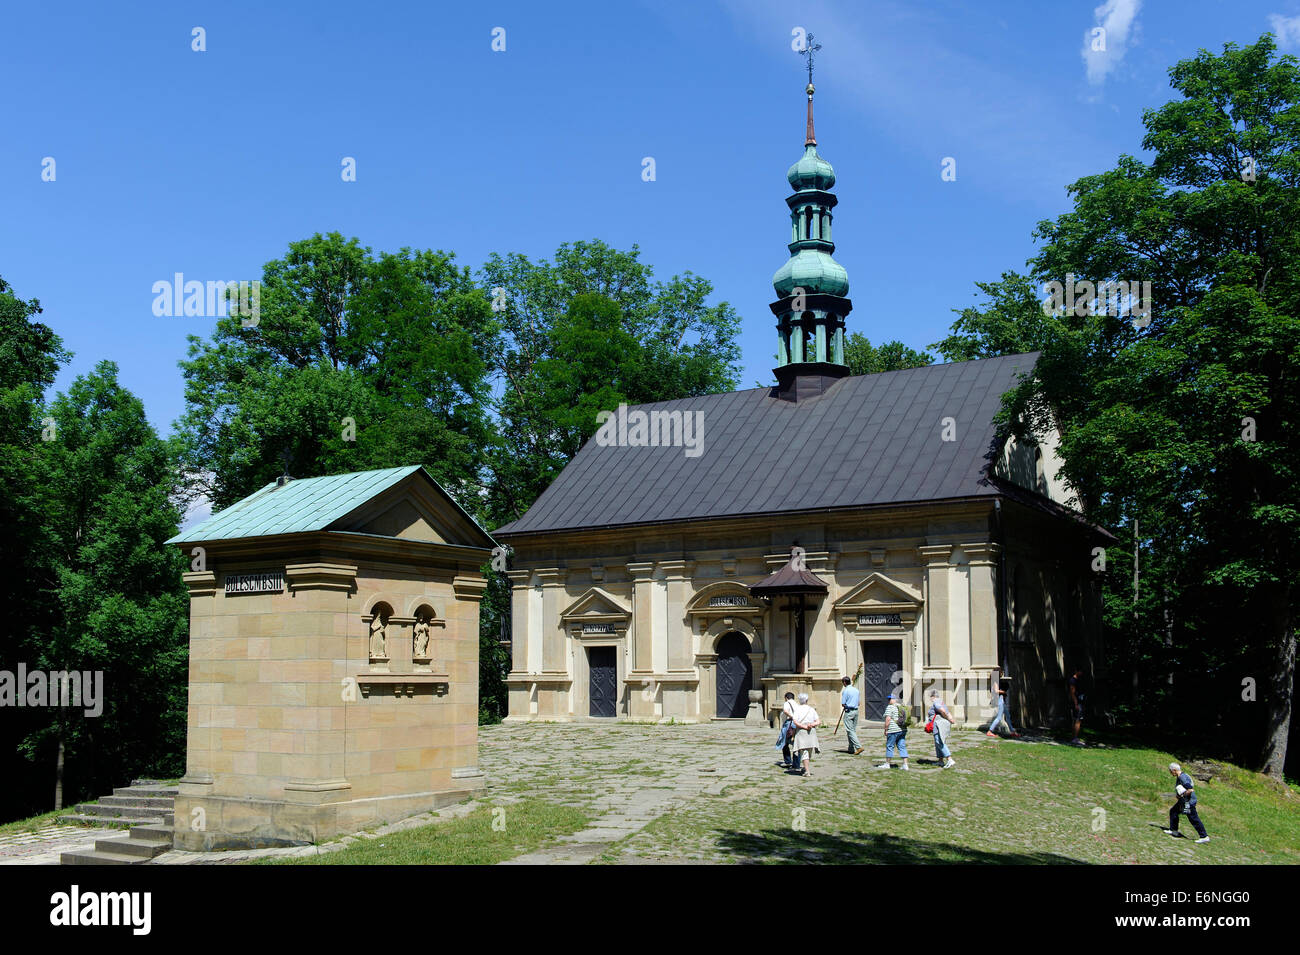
3, 0, 1299, 435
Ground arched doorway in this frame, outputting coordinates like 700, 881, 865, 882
715, 631, 753, 718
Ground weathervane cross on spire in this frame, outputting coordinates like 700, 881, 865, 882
799, 32, 822, 87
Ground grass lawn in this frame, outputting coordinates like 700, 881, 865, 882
606, 734, 1300, 865
255, 798, 588, 865
0, 809, 68, 835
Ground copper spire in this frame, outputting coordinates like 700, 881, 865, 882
798, 33, 821, 147
805, 83, 816, 146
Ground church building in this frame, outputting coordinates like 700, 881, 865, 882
493, 77, 1110, 731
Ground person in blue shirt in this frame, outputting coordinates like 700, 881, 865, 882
1162, 762, 1209, 843
840, 676, 863, 755
774, 692, 801, 770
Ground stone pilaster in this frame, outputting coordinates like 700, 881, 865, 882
626, 562, 657, 719
918, 545, 953, 667
965, 543, 1000, 669
504, 570, 531, 678
809, 552, 839, 672
659, 560, 696, 672
626, 562, 656, 674
536, 568, 568, 675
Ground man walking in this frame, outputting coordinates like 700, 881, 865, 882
1068, 668, 1085, 746
840, 676, 863, 755
1162, 762, 1210, 843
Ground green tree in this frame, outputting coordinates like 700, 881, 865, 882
843, 332, 933, 376
177, 233, 497, 512
935, 35, 1300, 778
480, 240, 742, 526
0, 277, 70, 819
19, 362, 189, 811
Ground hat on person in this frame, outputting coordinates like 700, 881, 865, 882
887, 689, 899, 700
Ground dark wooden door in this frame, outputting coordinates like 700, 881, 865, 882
588, 646, 617, 718
862, 640, 902, 720
715, 632, 752, 718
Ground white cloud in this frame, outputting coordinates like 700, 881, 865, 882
1082, 0, 1142, 86
1269, 13, 1300, 50
180, 492, 212, 533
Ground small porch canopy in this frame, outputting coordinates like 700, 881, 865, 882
749, 554, 827, 675
749, 556, 829, 597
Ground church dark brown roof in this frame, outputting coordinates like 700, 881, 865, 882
494, 352, 1041, 537
750, 557, 831, 596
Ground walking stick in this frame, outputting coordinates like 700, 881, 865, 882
833, 662, 864, 737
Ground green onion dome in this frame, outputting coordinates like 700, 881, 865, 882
787, 144, 836, 192
772, 248, 849, 297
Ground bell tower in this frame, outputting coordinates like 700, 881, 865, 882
771, 37, 853, 400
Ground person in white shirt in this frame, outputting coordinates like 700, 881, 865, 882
791, 693, 821, 777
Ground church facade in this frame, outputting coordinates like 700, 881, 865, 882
494, 81, 1110, 731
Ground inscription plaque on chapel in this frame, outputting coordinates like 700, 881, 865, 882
708, 595, 751, 608
857, 613, 902, 626
224, 570, 285, 595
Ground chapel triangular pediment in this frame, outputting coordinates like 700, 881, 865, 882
559, 587, 631, 621
331, 469, 496, 548
833, 572, 922, 611
349, 497, 445, 543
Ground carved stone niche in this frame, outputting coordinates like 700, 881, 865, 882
363, 604, 394, 671
411, 603, 446, 671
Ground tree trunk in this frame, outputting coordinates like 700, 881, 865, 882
53, 732, 64, 815
1262, 625, 1295, 780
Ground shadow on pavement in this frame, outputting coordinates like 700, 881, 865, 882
715, 828, 1087, 865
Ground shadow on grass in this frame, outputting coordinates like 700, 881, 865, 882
715, 829, 1087, 865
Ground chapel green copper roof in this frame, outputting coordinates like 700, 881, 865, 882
166, 465, 480, 544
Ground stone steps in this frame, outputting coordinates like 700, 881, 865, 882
71, 803, 166, 821
96, 794, 175, 810
58, 779, 176, 865
60, 848, 146, 866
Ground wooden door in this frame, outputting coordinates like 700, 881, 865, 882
588, 646, 617, 718
715, 632, 753, 718
862, 640, 902, 720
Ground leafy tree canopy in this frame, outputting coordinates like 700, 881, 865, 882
934, 34, 1300, 777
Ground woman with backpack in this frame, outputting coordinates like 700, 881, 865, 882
875, 689, 909, 770
790, 693, 821, 777
927, 689, 956, 769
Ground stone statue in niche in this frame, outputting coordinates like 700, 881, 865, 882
369, 612, 388, 660
413, 616, 431, 659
